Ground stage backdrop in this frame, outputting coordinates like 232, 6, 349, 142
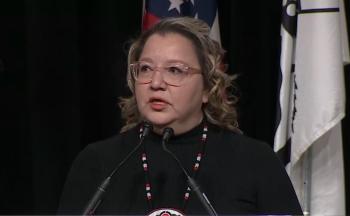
0, 0, 349, 214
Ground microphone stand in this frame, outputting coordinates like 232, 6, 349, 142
82, 123, 153, 216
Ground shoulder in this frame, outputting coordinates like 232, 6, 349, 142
72, 127, 140, 173
84, 127, 138, 154
207, 124, 286, 175
58, 127, 140, 214
208, 124, 275, 158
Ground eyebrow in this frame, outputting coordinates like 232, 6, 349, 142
138, 58, 193, 66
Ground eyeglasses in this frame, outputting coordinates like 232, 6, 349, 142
129, 61, 201, 86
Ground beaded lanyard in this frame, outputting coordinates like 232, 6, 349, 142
139, 124, 208, 212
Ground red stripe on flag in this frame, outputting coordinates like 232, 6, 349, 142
142, 12, 160, 31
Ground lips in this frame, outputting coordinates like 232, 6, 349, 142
149, 97, 169, 111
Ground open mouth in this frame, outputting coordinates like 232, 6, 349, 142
149, 97, 169, 104
149, 98, 169, 110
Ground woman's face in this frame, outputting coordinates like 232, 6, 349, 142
135, 33, 208, 134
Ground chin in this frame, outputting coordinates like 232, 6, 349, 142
143, 113, 174, 128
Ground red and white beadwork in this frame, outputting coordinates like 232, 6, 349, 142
139, 123, 208, 213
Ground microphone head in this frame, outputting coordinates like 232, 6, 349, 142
142, 121, 153, 137
162, 127, 174, 142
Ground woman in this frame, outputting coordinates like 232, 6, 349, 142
58, 17, 302, 215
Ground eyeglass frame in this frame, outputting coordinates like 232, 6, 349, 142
129, 61, 202, 86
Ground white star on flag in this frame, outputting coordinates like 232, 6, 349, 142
168, 0, 183, 13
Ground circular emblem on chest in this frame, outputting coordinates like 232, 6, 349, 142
147, 208, 185, 216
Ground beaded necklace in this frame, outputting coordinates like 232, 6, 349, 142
139, 123, 208, 213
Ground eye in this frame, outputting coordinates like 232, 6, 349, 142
166, 65, 185, 75
139, 63, 153, 73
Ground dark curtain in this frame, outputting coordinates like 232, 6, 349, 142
0, 0, 349, 214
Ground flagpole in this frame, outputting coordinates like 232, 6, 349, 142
302, 150, 311, 215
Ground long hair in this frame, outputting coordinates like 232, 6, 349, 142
119, 17, 240, 133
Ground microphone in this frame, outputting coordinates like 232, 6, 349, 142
82, 122, 153, 216
161, 128, 218, 216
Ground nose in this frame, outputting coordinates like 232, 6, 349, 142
150, 70, 167, 90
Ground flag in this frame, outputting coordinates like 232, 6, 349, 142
274, 0, 349, 215
142, 0, 220, 42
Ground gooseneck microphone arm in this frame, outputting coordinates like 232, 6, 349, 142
161, 128, 218, 216
82, 122, 153, 216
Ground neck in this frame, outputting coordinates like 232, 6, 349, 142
152, 113, 204, 136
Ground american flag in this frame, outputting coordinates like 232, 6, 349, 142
142, 0, 221, 42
